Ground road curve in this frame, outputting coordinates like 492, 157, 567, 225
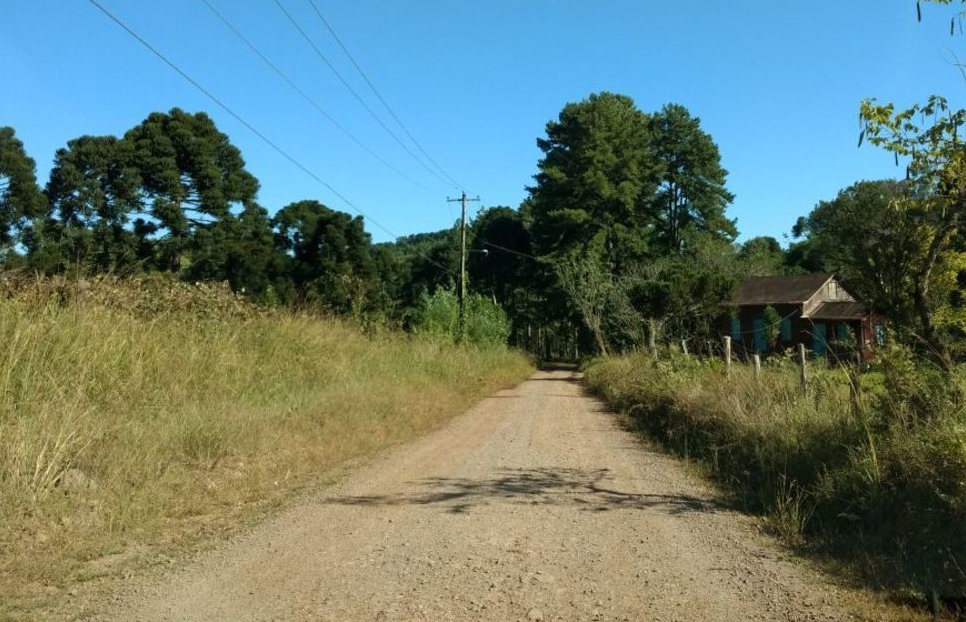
99, 370, 893, 621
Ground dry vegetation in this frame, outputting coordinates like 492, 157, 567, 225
0, 275, 532, 619
585, 351, 966, 606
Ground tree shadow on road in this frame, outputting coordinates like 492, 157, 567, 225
323, 467, 723, 516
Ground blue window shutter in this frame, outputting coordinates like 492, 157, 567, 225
753, 317, 767, 352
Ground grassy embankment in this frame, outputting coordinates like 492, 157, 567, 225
0, 276, 532, 619
586, 350, 966, 602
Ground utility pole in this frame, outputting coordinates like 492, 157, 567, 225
447, 191, 480, 338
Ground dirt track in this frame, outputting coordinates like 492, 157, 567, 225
98, 370, 898, 621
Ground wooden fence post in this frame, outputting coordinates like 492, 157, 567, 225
849, 351, 862, 416
798, 343, 808, 391
723, 336, 732, 376
753, 354, 761, 380
681, 339, 689, 358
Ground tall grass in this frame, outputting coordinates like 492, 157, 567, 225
0, 275, 532, 617
585, 350, 966, 597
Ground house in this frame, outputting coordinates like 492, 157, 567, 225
722, 273, 883, 360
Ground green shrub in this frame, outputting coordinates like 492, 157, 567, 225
464, 295, 511, 346
413, 288, 511, 346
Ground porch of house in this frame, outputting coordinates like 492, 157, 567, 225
724, 303, 875, 361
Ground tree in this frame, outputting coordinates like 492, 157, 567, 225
792, 180, 925, 323
272, 200, 376, 314
40, 135, 144, 273
123, 109, 259, 272
738, 236, 785, 276
468, 206, 533, 304
649, 104, 736, 253
378, 228, 459, 315
528, 92, 660, 269
858, 1, 966, 367
623, 238, 743, 344
186, 203, 280, 298
0, 127, 45, 261
557, 256, 614, 355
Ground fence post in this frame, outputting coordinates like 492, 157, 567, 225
681, 339, 689, 358
849, 351, 862, 416
753, 354, 761, 380
723, 336, 732, 376
647, 318, 657, 358
798, 343, 808, 391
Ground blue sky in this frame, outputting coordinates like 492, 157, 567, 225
1, 1, 964, 244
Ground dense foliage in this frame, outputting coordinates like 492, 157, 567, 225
2, 87, 963, 358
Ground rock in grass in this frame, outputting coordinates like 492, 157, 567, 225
57, 468, 97, 491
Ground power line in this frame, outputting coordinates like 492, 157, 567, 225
273, 0, 459, 193
198, 0, 444, 198
85, 0, 455, 276
304, 0, 466, 191
479, 239, 539, 260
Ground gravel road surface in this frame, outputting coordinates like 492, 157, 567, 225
100, 370, 897, 621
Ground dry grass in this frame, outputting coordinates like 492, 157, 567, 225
0, 276, 532, 619
586, 350, 966, 605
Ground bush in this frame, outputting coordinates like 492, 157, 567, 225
412, 288, 511, 346
464, 295, 512, 346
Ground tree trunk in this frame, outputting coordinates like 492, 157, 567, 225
914, 211, 957, 372
592, 323, 609, 357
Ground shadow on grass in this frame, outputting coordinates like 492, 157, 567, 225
324, 467, 722, 515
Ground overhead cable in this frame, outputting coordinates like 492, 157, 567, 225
273, 0, 460, 193
86, 0, 455, 276
199, 0, 445, 198
304, 0, 466, 191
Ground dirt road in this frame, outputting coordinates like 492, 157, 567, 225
99, 370, 892, 621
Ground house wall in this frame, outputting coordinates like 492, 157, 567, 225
803, 276, 857, 317
722, 304, 805, 358
722, 304, 876, 361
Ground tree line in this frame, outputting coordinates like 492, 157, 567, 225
2, 93, 963, 359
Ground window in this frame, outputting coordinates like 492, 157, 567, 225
730, 317, 741, 341
836, 324, 851, 341
874, 324, 887, 347
780, 318, 792, 342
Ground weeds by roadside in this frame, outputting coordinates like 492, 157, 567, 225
585, 349, 966, 601
0, 275, 532, 620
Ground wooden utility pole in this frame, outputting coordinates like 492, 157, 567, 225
447, 192, 480, 338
